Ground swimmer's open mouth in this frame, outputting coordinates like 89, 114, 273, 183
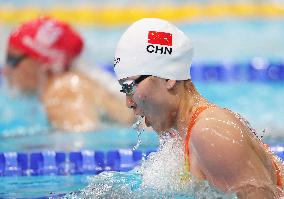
138, 115, 151, 127
145, 117, 151, 127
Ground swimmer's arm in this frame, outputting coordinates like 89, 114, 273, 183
190, 117, 279, 199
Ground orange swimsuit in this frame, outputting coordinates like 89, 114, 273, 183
184, 105, 283, 188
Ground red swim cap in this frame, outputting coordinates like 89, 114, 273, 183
8, 17, 84, 70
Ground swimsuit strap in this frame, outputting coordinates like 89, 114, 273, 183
273, 160, 283, 188
263, 144, 283, 188
184, 105, 215, 172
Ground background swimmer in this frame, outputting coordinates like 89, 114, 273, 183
4, 16, 133, 132
114, 18, 283, 198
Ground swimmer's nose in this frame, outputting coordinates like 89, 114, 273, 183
126, 95, 136, 109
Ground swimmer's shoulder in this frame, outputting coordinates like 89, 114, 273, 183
190, 106, 251, 169
45, 71, 99, 93
42, 71, 100, 131
56, 71, 98, 86
42, 71, 97, 105
191, 105, 250, 142
194, 105, 245, 129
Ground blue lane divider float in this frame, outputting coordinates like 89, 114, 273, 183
30, 151, 65, 176
105, 149, 143, 172
101, 58, 284, 82
0, 152, 28, 176
1, 59, 284, 86
190, 59, 284, 82
0, 147, 282, 177
69, 150, 104, 175
0, 149, 156, 177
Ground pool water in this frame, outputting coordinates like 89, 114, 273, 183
0, 136, 241, 199
195, 82, 284, 135
0, 175, 90, 198
0, 88, 49, 135
0, 172, 213, 199
0, 18, 283, 198
0, 81, 283, 198
1, 82, 283, 143
0, 128, 159, 152
0, 131, 282, 198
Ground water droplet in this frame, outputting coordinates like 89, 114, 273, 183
132, 116, 145, 150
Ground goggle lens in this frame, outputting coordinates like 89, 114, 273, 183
120, 75, 151, 95
6, 54, 27, 68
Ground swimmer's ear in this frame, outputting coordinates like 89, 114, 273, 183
166, 79, 176, 90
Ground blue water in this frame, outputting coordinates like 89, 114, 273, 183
0, 173, 193, 198
0, 128, 159, 152
0, 18, 284, 198
195, 82, 284, 134
1, 82, 283, 140
0, 82, 283, 198
0, 79, 283, 199
0, 88, 49, 135
0, 175, 90, 198
0, 172, 197, 198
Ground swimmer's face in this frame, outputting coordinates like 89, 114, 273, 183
4, 47, 44, 92
119, 75, 177, 133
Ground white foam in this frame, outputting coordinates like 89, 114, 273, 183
69, 135, 238, 199
137, 136, 186, 192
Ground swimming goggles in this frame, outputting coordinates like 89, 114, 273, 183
6, 54, 27, 68
120, 75, 151, 95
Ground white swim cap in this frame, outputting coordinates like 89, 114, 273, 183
114, 18, 193, 80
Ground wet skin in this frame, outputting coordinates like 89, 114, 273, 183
120, 75, 283, 199
119, 76, 178, 133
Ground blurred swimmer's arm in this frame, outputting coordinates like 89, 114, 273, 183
42, 73, 100, 132
190, 111, 280, 199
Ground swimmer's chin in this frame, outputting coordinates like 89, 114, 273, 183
137, 116, 163, 132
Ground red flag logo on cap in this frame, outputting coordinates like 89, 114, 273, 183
148, 31, 172, 46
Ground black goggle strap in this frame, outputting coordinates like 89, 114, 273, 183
134, 75, 151, 84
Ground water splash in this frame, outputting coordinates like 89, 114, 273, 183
139, 136, 237, 198
132, 116, 145, 150
66, 136, 238, 199
137, 135, 185, 192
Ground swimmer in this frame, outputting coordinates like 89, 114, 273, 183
114, 18, 283, 198
4, 17, 133, 132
